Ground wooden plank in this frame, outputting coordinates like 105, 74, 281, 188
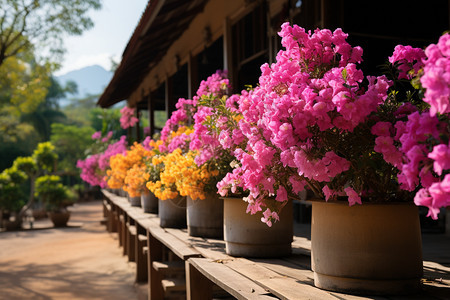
162, 278, 186, 292
147, 219, 201, 260
166, 228, 229, 261
188, 257, 277, 300
138, 234, 147, 242
153, 260, 185, 275
224, 258, 338, 300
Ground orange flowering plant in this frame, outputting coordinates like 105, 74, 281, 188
106, 142, 153, 196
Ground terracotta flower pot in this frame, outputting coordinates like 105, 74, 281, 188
311, 200, 423, 295
223, 197, 293, 258
187, 192, 223, 238
158, 196, 186, 228
48, 210, 71, 227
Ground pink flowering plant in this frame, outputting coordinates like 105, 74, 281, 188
373, 33, 450, 219
120, 106, 139, 129
190, 70, 241, 193
218, 23, 450, 226
77, 135, 127, 188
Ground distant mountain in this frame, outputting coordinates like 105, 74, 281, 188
56, 65, 113, 104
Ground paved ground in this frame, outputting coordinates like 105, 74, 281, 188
0, 200, 147, 300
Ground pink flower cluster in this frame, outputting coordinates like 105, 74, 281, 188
160, 98, 195, 143
421, 33, 450, 116
190, 70, 233, 165
389, 45, 426, 80
393, 111, 448, 219
120, 106, 139, 129
195, 70, 229, 98
372, 41, 450, 219
77, 136, 127, 187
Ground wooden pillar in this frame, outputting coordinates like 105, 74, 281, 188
135, 108, 141, 143
165, 77, 175, 119
223, 17, 234, 87
147, 93, 155, 137
187, 53, 198, 99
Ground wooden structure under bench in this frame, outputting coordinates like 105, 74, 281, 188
101, 190, 449, 300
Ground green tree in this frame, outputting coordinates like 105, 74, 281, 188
50, 123, 95, 175
0, 0, 101, 143
21, 76, 78, 141
0, 0, 101, 67
0, 56, 51, 142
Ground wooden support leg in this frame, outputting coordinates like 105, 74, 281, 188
118, 214, 124, 247
136, 234, 148, 282
148, 231, 164, 300
127, 224, 136, 262
186, 260, 213, 300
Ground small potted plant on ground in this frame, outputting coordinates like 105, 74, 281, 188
35, 175, 75, 227
0, 167, 27, 230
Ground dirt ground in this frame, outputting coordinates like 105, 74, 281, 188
0, 200, 147, 300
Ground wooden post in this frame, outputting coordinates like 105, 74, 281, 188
135, 225, 148, 282
223, 17, 234, 88
147, 93, 155, 137
135, 107, 141, 143
186, 260, 213, 300
148, 230, 164, 300
187, 53, 198, 99
165, 77, 175, 120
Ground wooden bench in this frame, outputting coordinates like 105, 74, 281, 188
101, 189, 450, 300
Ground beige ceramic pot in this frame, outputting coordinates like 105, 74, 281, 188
187, 192, 223, 238
223, 197, 293, 258
311, 200, 423, 295
141, 191, 158, 213
158, 196, 186, 228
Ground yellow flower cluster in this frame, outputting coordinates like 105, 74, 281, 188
106, 142, 154, 195
146, 152, 178, 200
147, 148, 218, 201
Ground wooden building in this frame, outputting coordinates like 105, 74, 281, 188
97, 0, 449, 139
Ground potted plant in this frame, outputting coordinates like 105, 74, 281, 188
77, 133, 128, 191
217, 22, 449, 295
188, 71, 293, 256
0, 167, 27, 230
123, 138, 161, 213
146, 126, 194, 229
35, 175, 75, 227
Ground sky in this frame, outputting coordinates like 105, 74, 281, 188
55, 0, 149, 76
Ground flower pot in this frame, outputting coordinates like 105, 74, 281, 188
128, 195, 141, 207
223, 197, 293, 258
311, 201, 423, 295
187, 192, 223, 238
48, 211, 71, 227
158, 196, 186, 228
1, 214, 22, 231
118, 188, 127, 197
141, 191, 158, 213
